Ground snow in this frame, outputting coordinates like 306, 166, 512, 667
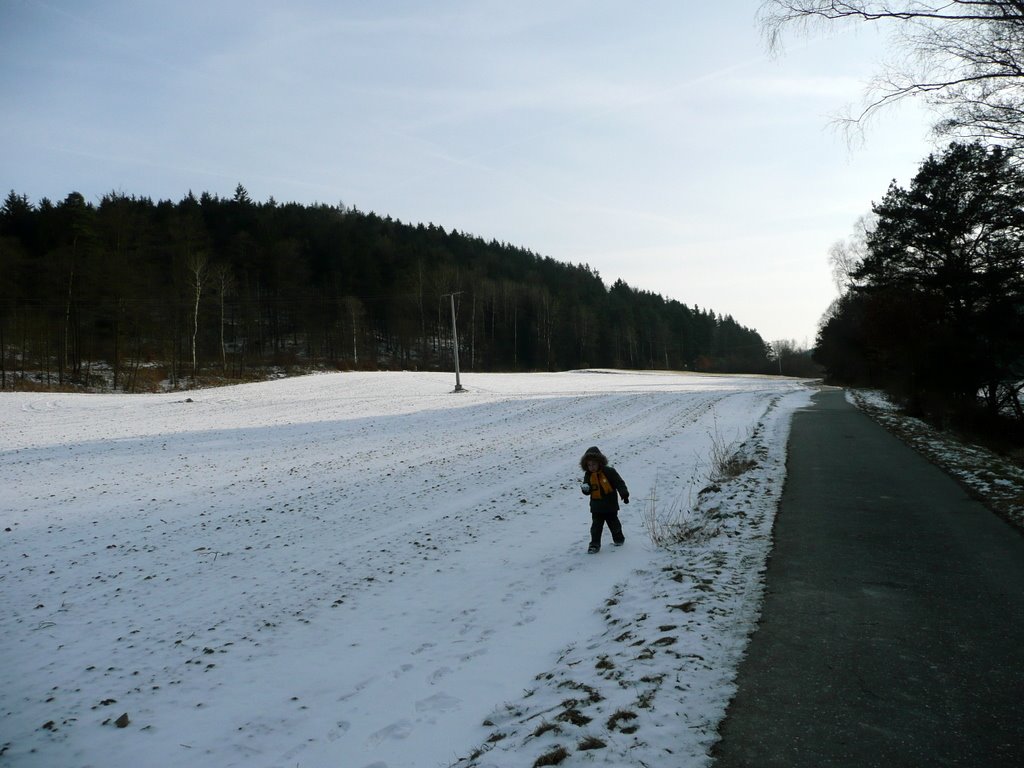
1, 370, 812, 768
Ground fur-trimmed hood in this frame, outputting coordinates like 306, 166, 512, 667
580, 446, 608, 471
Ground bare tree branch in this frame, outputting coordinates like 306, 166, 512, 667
759, 1, 1024, 149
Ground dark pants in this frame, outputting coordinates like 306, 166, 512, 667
590, 509, 624, 548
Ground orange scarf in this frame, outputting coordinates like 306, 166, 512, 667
589, 470, 613, 499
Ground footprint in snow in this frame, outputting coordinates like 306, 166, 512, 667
460, 647, 487, 662
390, 663, 413, 678
415, 692, 461, 713
428, 666, 452, 684
367, 719, 413, 745
327, 720, 351, 742
337, 676, 376, 702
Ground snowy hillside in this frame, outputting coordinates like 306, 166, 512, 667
1, 370, 811, 768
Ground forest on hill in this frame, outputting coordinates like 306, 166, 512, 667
0, 186, 771, 391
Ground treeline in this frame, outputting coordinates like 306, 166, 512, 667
0, 186, 770, 390
816, 142, 1024, 445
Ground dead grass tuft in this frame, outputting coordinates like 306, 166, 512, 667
532, 745, 570, 767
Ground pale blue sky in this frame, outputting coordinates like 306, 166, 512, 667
1, 1, 937, 344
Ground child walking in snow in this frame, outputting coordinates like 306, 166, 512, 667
579, 446, 629, 554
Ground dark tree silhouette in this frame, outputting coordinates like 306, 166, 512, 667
817, 142, 1024, 439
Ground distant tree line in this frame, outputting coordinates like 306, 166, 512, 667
0, 185, 771, 391
817, 142, 1024, 444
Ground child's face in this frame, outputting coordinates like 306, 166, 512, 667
586, 460, 599, 472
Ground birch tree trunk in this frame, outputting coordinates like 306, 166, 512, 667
187, 252, 208, 385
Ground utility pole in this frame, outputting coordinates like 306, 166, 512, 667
444, 292, 465, 392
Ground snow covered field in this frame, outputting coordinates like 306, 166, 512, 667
1, 370, 811, 768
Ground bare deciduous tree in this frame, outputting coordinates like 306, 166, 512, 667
212, 263, 234, 374
342, 295, 365, 367
186, 251, 208, 383
759, 1, 1024, 147
828, 212, 876, 293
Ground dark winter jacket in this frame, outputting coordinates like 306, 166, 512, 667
579, 446, 629, 513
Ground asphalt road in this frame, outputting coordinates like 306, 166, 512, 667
711, 388, 1024, 767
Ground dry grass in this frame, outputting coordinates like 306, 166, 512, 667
606, 709, 638, 731
555, 708, 591, 727
639, 477, 717, 547
532, 721, 560, 738
640, 411, 760, 548
532, 745, 570, 767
